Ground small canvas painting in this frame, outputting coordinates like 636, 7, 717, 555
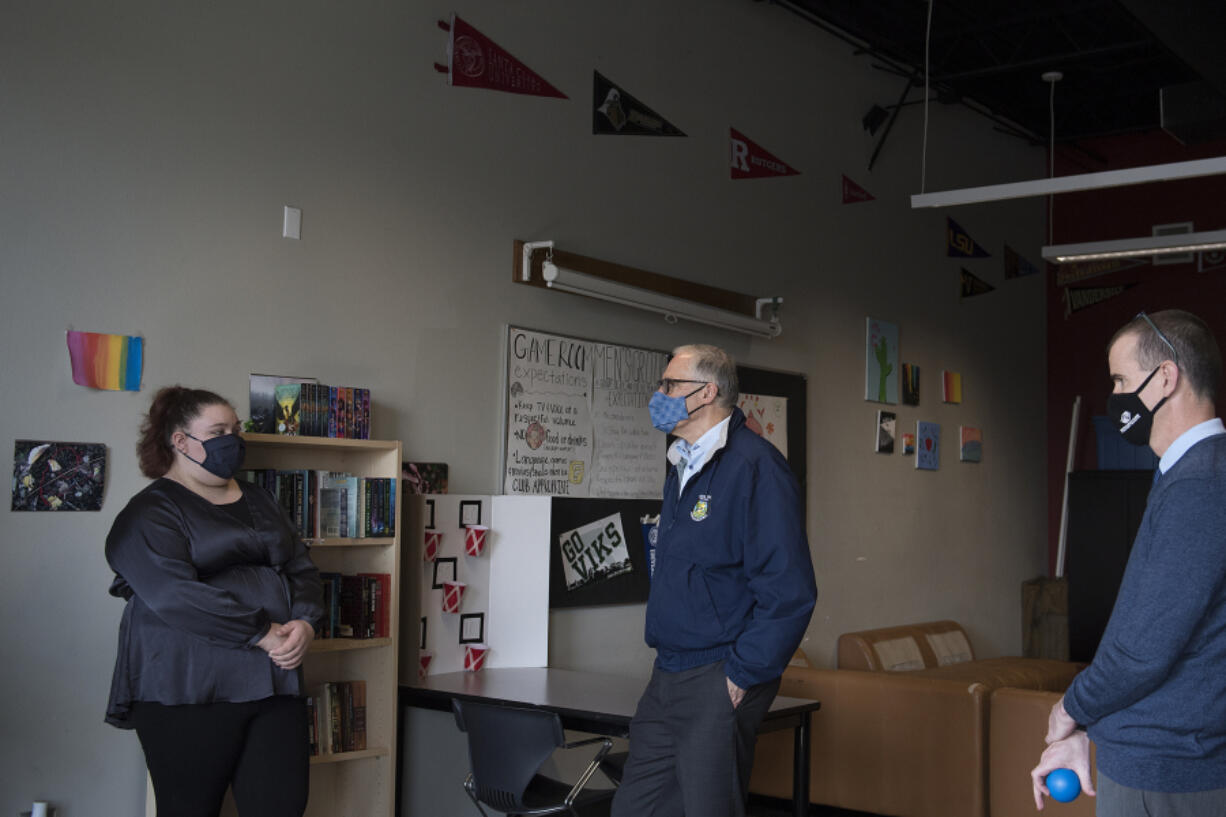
403, 462, 449, 494
865, 317, 899, 404
960, 426, 983, 462
737, 393, 788, 457
916, 422, 940, 471
901, 432, 916, 456
902, 363, 920, 406
942, 370, 963, 404
875, 411, 896, 454
12, 440, 107, 511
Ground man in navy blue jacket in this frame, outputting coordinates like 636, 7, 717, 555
611, 344, 817, 817
1032, 310, 1226, 815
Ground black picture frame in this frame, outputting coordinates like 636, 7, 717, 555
424, 499, 436, 529
420, 616, 427, 650
459, 499, 483, 528
458, 612, 485, 644
432, 557, 457, 589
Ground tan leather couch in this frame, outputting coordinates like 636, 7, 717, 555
990, 687, 1096, 817
749, 621, 1083, 817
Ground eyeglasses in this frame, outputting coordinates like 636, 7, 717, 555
656, 378, 710, 393
1136, 311, 1179, 365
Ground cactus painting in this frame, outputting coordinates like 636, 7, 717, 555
864, 317, 899, 404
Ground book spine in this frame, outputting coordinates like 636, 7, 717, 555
312, 383, 321, 436
387, 477, 396, 537
340, 681, 353, 753
293, 471, 305, 537
370, 478, 382, 536
346, 478, 358, 538
320, 683, 333, 754
328, 386, 337, 438
363, 479, 373, 538
351, 680, 366, 751
303, 383, 310, 437
366, 575, 376, 638
328, 681, 342, 754
362, 388, 371, 439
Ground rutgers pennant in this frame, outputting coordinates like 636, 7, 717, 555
730, 128, 800, 179
435, 15, 566, 99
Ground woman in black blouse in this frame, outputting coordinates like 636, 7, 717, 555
105, 386, 323, 817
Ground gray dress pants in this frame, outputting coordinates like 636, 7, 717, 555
610, 660, 780, 817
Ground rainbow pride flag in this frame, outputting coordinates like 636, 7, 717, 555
66, 331, 143, 391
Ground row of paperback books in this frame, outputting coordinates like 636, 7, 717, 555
307, 680, 366, 756
319, 572, 391, 640
240, 469, 397, 539
276, 382, 373, 439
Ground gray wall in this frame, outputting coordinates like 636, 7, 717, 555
0, 1, 1046, 814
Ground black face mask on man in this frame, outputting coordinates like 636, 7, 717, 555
183, 433, 247, 479
1106, 365, 1168, 447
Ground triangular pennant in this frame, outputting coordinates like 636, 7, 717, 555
1054, 257, 1148, 287
1002, 243, 1039, 279
436, 15, 566, 99
1063, 283, 1136, 318
960, 268, 996, 298
841, 174, 875, 203
592, 72, 685, 136
947, 218, 991, 258
730, 128, 800, 179
1198, 250, 1226, 273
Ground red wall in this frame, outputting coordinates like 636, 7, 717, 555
1045, 131, 1226, 572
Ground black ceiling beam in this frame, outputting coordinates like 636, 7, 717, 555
932, 40, 1150, 82
926, 1, 1116, 44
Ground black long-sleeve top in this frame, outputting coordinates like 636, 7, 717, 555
105, 478, 324, 728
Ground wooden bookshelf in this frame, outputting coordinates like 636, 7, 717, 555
243, 433, 402, 817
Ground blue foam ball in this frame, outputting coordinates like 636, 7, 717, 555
1046, 768, 1081, 803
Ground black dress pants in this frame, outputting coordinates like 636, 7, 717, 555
131, 696, 309, 817
610, 661, 779, 817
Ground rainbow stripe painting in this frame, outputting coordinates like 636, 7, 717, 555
66, 331, 143, 391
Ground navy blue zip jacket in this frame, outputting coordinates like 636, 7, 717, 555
645, 407, 816, 690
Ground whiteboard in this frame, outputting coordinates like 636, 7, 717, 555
504, 326, 668, 499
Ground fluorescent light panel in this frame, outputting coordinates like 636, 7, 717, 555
542, 262, 781, 338
1041, 228, 1226, 263
911, 156, 1226, 208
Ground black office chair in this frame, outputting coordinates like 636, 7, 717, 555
597, 751, 627, 785
452, 698, 616, 816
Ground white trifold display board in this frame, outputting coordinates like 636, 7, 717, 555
411, 494, 551, 676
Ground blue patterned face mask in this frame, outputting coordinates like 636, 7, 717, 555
648, 385, 706, 433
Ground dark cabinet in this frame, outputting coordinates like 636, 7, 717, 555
1065, 470, 1153, 663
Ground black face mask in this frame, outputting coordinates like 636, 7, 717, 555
1106, 365, 1168, 447
184, 433, 246, 479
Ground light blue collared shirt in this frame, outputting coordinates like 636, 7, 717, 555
667, 414, 732, 495
1158, 417, 1226, 475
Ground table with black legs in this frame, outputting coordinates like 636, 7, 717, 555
400, 667, 820, 817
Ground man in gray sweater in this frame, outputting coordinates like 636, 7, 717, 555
1032, 310, 1226, 815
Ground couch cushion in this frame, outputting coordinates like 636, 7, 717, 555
927, 630, 974, 665
872, 636, 927, 671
